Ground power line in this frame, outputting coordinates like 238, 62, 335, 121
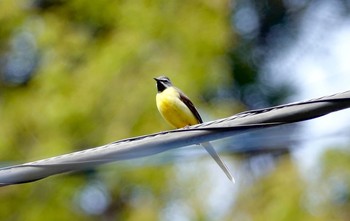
0, 90, 349, 186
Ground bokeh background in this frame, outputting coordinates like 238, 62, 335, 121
1, 0, 350, 220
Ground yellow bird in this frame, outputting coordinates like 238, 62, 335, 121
154, 76, 234, 182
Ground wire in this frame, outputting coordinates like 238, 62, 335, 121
0, 90, 350, 186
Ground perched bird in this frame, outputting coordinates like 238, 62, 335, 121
154, 76, 234, 182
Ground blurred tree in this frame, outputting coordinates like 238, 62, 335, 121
223, 0, 350, 220
0, 0, 349, 220
227, 146, 350, 221
317, 147, 350, 220
0, 0, 233, 220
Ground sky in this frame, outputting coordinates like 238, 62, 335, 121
196, 2, 350, 218
261, 0, 350, 175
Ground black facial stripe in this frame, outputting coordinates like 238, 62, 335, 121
156, 81, 167, 92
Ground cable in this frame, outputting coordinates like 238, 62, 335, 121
0, 90, 349, 186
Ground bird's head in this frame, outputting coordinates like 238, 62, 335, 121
154, 76, 173, 92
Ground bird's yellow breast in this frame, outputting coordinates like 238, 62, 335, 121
156, 87, 199, 128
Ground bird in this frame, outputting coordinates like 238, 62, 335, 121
154, 76, 234, 182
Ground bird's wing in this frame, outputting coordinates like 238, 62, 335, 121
177, 89, 203, 124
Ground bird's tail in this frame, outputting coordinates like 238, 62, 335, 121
201, 142, 235, 183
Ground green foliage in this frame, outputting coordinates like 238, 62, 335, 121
229, 148, 350, 221
1, 1, 348, 220
0, 0, 232, 220
231, 157, 308, 221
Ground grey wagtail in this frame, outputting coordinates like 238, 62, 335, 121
154, 76, 234, 182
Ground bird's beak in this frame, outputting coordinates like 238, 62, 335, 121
153, 77, 159, 82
